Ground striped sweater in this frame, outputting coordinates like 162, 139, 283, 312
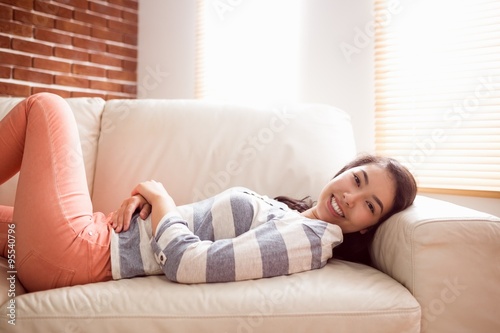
110, 187, 343, 283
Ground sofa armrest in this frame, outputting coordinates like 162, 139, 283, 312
371, 195, 500, 333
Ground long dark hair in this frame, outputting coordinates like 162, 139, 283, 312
275, 154, 417, 265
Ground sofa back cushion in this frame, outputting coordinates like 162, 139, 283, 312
92, 100, 356, 213
0, 97, 105, 206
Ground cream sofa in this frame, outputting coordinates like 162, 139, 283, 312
0, 97, 499, 333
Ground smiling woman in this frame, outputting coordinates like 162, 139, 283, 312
110, 154, 416, 283
276, 155, 417, 265
302, 164, 396, 234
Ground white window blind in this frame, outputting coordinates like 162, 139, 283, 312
374, 0, 500, 197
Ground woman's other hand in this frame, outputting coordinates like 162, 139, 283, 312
111, 194, 151, 233
131, 180, 177, 234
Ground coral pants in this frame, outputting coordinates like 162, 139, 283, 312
0, 93, 112, 292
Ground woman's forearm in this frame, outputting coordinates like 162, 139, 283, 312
151, 198, 176, 234
130, 180, 178, 234
150, 214, 343, 283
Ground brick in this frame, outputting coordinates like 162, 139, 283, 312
14, 68, 53, 84
122, 33, 137, 46
0, 51, 31, 66
122, 10, 138, 23
0, 66, 11, 78
109, 0, 138, 10
0, 4, 13, 20
56, 19, 91, 36
90, 80, 122, 92
33, 57, 71, 72
90, 53, 122, 68
122, 59, 136, 71
73, 10, 107, 27
35, 28, 72, 45
34, 0, 72, 19
0, 21, 33, 37
91, 27, 122, 43
107, 19, 137, 35
107, 69, 135, 82
32, 86, 72, 98
0, 82, 31, 97
0, 35, 10, 48
12, 38, 52, 56
54, 47, 89, 62
14, 9, 54, 28
71, 91, 106, 98
55, 75, 89, 88
106, 93, 129, 100
107, 44, 137, 59
58, 0, 87, 10
89, 2, 121, 17
1, 0, 33, 10
73, 63, 106, 77
122, 83, 136, 94
0, 0, 129, 102
73, 36, 106, 52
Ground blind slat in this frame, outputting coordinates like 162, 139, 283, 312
375, 0, 500, 194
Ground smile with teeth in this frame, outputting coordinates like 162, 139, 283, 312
330, 196, 344, 217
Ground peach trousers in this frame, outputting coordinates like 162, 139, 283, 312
0, 93, 113, 292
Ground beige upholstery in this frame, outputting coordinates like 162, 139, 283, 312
91, 99, 357, 213
0, 97, 498, 333
371, 195, 500, 332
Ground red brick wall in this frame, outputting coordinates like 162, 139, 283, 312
0, 0, 138, 99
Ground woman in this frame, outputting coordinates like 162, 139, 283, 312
0, 93, 417, 292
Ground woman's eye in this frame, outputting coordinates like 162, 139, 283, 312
353, 173, 360, 187
367, 202, 375, 214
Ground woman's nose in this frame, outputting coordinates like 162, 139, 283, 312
343, 192, 359, 207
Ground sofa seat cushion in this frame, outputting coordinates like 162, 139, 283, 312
0, 260, 420, 333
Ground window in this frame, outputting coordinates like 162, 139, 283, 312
374, 0, 500, 197
195, 0, 301, 104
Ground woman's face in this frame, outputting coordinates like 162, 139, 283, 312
311, 163, 396, 234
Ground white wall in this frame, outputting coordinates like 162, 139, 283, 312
138, 0, 499, 218
137, 0, 197, 99
298, 0, 375, 154
138, 0, 375, 149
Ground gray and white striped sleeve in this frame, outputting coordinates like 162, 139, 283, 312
149, 212, 343, 284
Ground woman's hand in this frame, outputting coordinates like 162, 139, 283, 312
111, 194, 152, 233
131, 180, 177, 234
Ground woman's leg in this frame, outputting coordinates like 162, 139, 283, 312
0, 93, 112, 292
0, 205, 14, 258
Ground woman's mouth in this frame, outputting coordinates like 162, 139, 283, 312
329, 195, 344, 217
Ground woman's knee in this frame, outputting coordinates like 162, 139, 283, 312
24, 93, 70, 118
28, 92, 65, 104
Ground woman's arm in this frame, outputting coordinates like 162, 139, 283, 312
111, 180, 176, 233
111, 194, 151, 233
151, 213, 343, 283
130, 180, 178, 234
